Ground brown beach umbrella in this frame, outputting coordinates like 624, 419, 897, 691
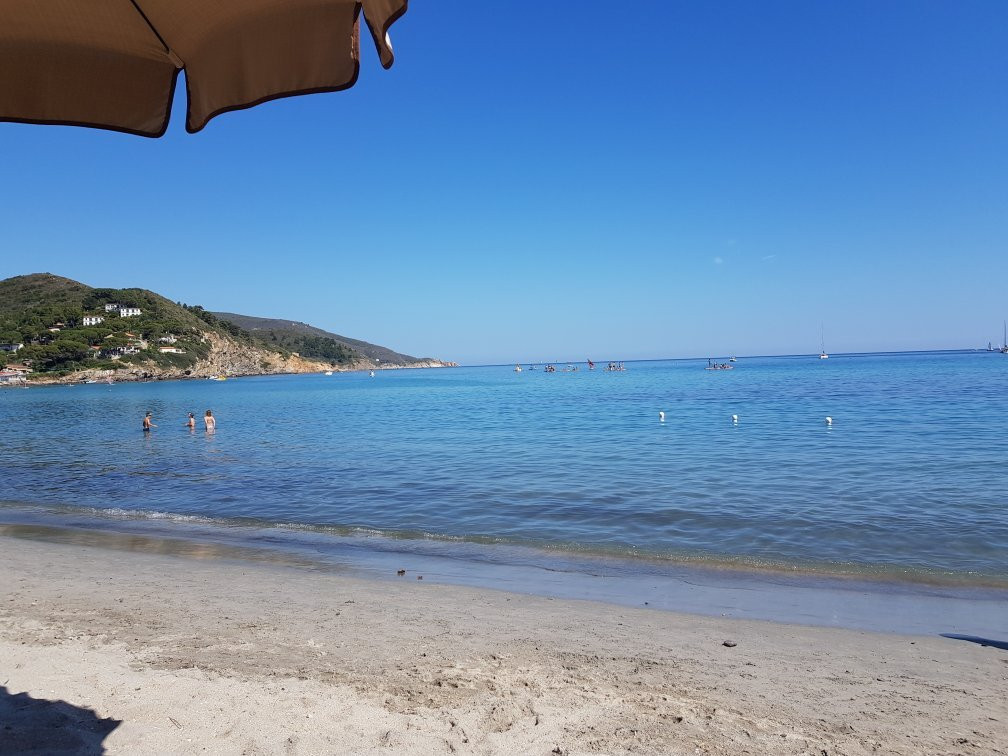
0, 0, 407, 137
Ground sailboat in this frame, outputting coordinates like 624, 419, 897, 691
819, 325, 829, 359
1002, 321, 1008, 354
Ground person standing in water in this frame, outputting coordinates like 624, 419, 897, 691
204, 409, 216, 432
185, 413, 196, 429
143, 411, 156, 432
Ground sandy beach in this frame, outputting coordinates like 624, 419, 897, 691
2, 535, 1006, 756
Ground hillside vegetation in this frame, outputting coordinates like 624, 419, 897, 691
212, 312, 426, 365
0, 273, 360, 375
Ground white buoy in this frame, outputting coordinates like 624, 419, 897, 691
825, 416, 833, 425
731, 414, 738, 423
659, 411, 665, 422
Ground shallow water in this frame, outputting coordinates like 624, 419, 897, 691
1, 352, 1006, 587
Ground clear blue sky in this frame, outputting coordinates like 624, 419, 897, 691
2, 1, 1006, 364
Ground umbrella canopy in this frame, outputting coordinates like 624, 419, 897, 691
0, 0, 407, 137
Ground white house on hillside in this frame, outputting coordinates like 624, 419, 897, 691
104, 303, 120, 312
83, 315, 104, 326
119, 307, 142, 318
0, 343, 23, 353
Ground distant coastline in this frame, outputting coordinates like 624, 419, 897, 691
0, 273, 456, 385
9, 358, 457, 388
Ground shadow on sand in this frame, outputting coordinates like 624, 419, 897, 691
0, 686, 121, 755
940, 634, 1008, 651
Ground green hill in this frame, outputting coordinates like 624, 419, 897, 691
0, 273, 248, 373
0, 274, 439, 376
212, 312, 427, 366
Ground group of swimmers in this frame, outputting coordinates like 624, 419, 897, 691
143, 409, 215, 432
534, 362, 625, 372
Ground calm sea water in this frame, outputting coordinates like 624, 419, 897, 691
2, 352, 1006, 589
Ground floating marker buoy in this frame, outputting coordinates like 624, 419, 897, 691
659, 411, 665, 422
825, 416, 833, 425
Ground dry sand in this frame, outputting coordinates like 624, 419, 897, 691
1, 535, 1005, 755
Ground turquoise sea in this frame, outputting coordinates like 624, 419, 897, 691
2, 351, 1006, 635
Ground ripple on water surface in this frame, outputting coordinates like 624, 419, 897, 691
0, 352, 1006, 584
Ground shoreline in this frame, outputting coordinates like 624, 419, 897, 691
3, 502, 1007, 638
6, 498, 1008, 590
4, 360, 455, 388
2, 535, 1006, 754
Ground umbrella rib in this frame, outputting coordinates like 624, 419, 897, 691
128, 0, 183, 68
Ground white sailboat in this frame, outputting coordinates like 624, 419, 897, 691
819, 325, 829, 359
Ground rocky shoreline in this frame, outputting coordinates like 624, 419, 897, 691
11, 331, 456, 386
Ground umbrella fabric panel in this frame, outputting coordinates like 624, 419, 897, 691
0, 0, 178, 136
362, 0, 408, 69
140, 0, 364, 133
0, 0, 408, 137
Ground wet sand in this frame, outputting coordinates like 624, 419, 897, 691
2, 535, 1006, 755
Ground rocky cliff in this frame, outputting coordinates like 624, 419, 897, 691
26, 330, 454, 385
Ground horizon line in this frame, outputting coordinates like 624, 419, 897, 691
459, 347, 995, 369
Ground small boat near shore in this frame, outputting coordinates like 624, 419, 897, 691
706, 359, 733, 370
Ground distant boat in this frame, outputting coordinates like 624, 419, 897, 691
705, 359, 733, 370
514, 364, 522, 372
1002, 321, 1008, 354
324, 370, 333, 376
729, 356, 737, 363
819, 324, 829, 359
